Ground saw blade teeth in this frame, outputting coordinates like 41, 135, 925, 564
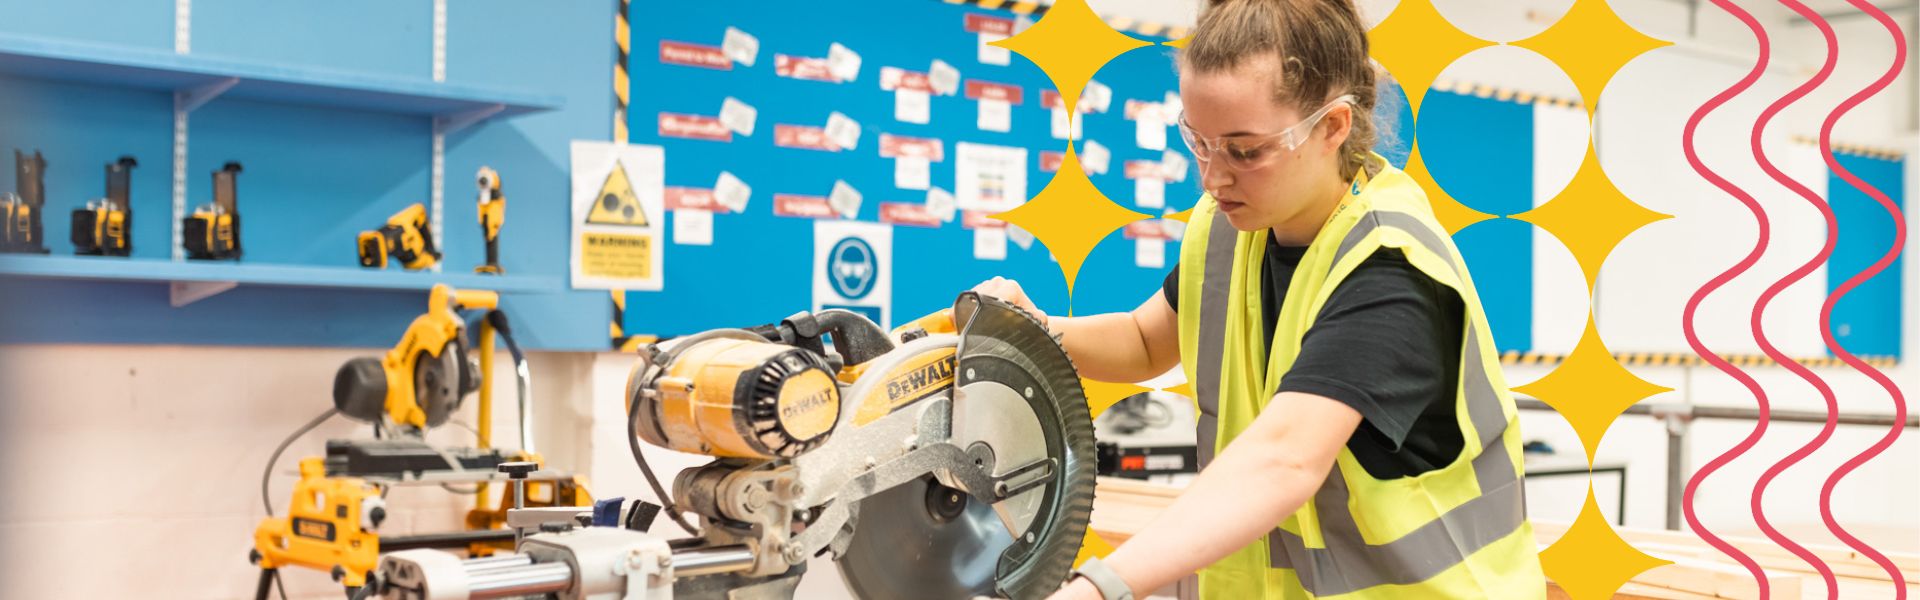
954, 294, 1097, 600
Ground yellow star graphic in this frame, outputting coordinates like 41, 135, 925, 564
1369, 0, 1493, 114
1513, 145, 1670, 292
1082, 378, 1153, 418
1540, 487, 1672, 599
1513, 317, 1671, 462
990, 0, 1151, 114
993, 144, 1150, 295
1512, 0, 1670, 114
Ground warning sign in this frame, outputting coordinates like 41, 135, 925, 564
571, 141, 665, 290
587, 164, 649, 226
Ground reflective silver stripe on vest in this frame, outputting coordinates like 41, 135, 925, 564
1193, 208, 1238, 469
1265, 210, 1526, 595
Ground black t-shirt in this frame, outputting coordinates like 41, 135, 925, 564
1164, 234, 1466, 479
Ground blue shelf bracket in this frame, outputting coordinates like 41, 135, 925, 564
435, 103, 507, 136
175, 76, 239, 113
170, 279, 238, 307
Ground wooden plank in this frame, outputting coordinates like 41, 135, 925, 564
1634, 560, 1802, 600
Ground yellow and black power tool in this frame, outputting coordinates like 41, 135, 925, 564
71, 156, 136, 256
475, 166, 504, 275
183, 162, 244, 260
251, 285, 591, 599
1, 150, 49, 254
356, 203, 439, 271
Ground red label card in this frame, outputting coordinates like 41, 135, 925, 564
964, 14, 1016, 36
878, 134, 945, 162
659, 41, 731, 70
1040, 151, 1065, 173
658, 113, 732, 142
965, 80, 1024, 105
880, 202, 941, 228
1123, 221, 1171, 240
664, 187, 730, 213
775, 54, 836, 81
962, 211, 1008, 229
1125, 160, 1166, 180
880, 67, 934, 93
774, 194, 835, 218
1041, 90, 1093, 112
774, 125, 839, 152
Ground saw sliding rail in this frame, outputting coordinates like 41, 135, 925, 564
381, 539, 756, 599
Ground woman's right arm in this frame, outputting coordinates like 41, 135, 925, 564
969, 277, 1180, 383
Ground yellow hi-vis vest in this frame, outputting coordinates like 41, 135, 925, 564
1175, 156, 1545, 599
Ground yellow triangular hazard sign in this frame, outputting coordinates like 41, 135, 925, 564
587, 162, 649, 227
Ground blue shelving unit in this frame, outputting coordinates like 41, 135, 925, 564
0, 33, 563, 128
0, 32, 570, 310
0, 255, 558, 306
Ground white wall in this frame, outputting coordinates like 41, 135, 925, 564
0, 344, 599, 599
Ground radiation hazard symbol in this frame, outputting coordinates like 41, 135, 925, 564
587, 163, 650, 227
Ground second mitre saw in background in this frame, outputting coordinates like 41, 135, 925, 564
251, 284, 592, 600
371, 292, 1096, 600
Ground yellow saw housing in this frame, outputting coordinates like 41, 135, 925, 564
629, 337, 842, 459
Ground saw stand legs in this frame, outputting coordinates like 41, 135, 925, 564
250, 567, 369, 600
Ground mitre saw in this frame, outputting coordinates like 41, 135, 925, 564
252, 285, 591, 599
371, 292, 1095, 600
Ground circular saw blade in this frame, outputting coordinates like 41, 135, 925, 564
836, 476, 1015, 599
837, 292, 1095, 600
414, 347, 461, 428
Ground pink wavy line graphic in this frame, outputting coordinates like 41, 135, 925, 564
1816, 0, 1910, 594
1747, 0, 1841, 593
1679, 0, 1774, 593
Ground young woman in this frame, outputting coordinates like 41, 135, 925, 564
975, 0, 1547, 597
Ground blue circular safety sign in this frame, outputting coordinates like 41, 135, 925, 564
828, 236, 877, 300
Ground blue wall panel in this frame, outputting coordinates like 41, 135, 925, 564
1415, 89, 1534, 353
622, 1, 1182, 335
191, 0, 431, 81
0, 0, 174, 52
1827, 153, 1905, 359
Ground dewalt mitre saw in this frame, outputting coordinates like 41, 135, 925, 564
371, 292, 1095, 600
252, 285, 591, 600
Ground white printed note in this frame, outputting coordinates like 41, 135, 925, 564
978, 99, 1011, 133
1136, 237, 1165, 268
896, 89, 930, 124
714, 171, 751, 212
826, 112, 862, 151
1135, 177, 1165, 209
723, 27, 759, 67
975, 227, 1008, 260
675, 209, 713, 246
896, 157, 930, 191
829, 180, 863, 219
927, 187, 957, 222
719, 97, 756, 136
827, 42, 862, 82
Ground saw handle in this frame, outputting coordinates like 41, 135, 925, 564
892, 308, 956, 340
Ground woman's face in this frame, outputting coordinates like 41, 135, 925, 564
1178, 55, 1348, 233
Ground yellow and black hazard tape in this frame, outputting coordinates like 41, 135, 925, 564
1500, 350, 1899, 369
1788, 135, 1907, 161
939, 0, 1191, 40
1431, 79, 1583, 111
611, 0, 640, 351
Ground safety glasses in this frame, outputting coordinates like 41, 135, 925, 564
1177, 95, 1355, 171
